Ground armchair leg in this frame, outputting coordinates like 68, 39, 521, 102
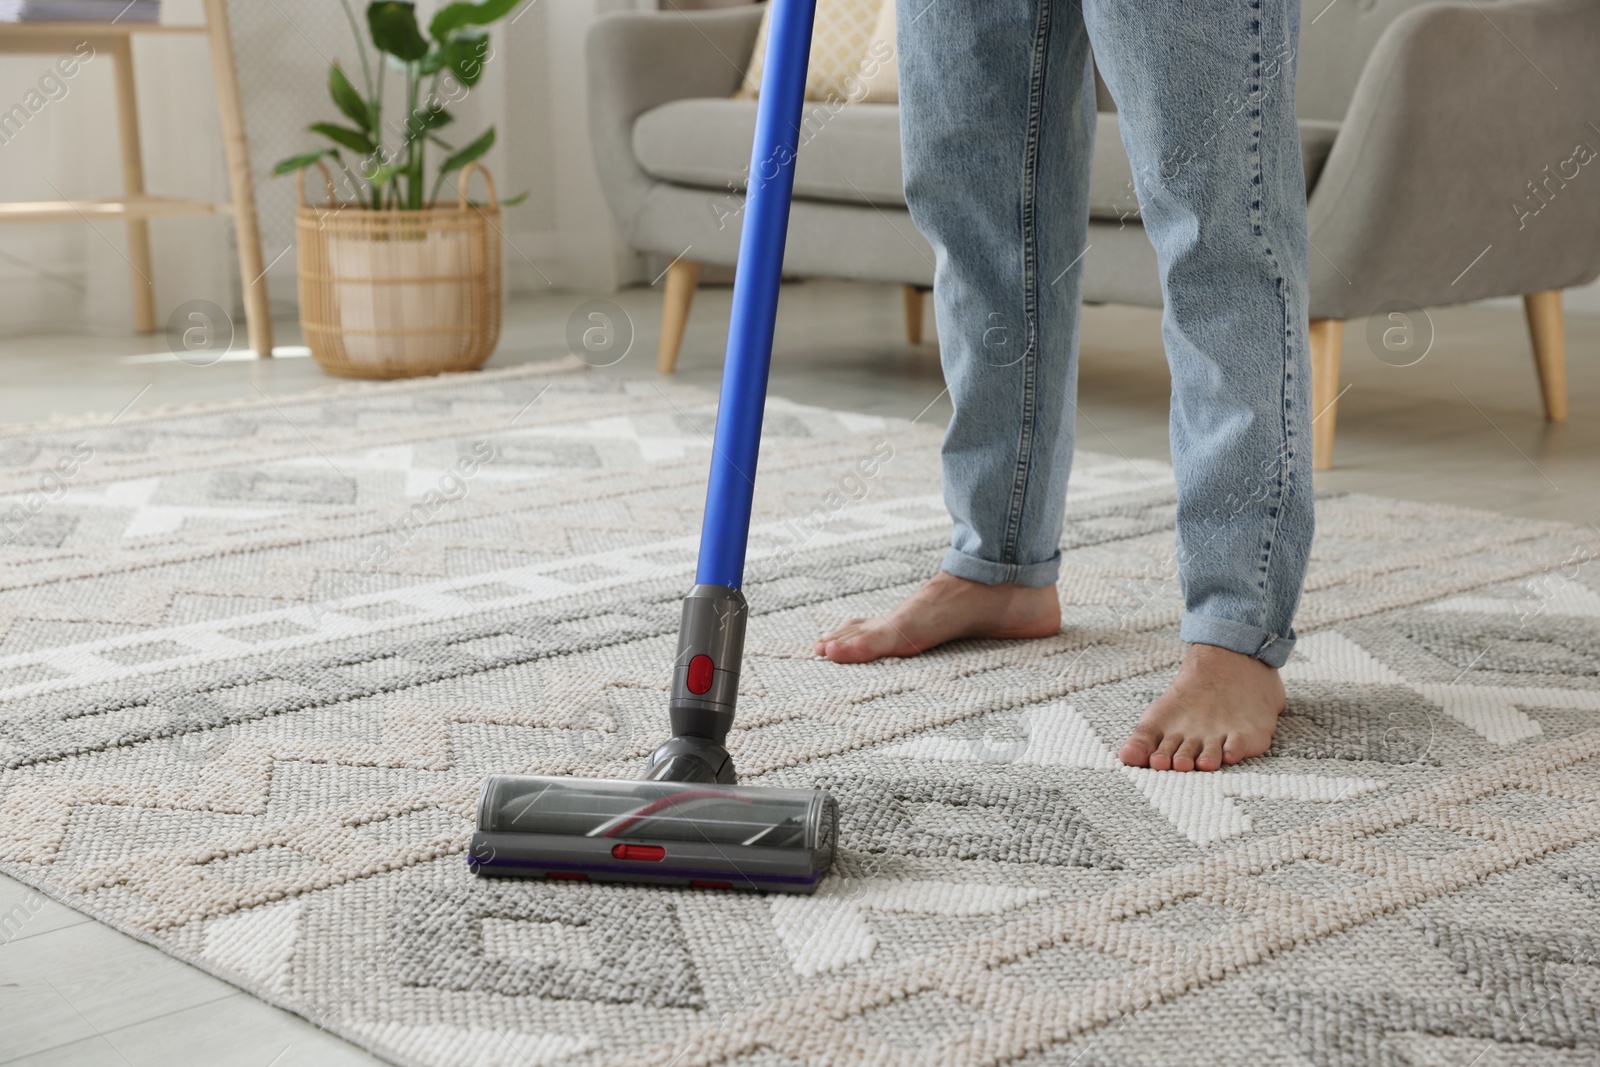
657, 258, 702, 374
902, 285, 928, 345
1523, 290, 1568, 422
1309, 318, 1343, 471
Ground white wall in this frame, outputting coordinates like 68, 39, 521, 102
0, 0, 1593, 335
0, 0, 232, 336
500, 0, 645, 295
0, 0, 643, 339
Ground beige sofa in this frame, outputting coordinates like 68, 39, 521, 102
587, 0, 1600, 468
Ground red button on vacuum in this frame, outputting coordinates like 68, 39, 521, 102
612, 843, 666, 862
686, 654, 715, 695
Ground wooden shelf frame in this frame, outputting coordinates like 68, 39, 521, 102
0, 1, 272, 354
0, 22, 207, 41
0, 196, 230, 222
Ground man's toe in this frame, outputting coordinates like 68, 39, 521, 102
1118, 724, 1161, 767
824, 627, 896, 664
822, 637, 863, 664
1171, 737, 1202, 772
820, 619, 864, 642
1195, 738, 1224, 772
1149, 734, 1182, 771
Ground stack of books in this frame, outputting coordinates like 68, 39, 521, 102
0, 0, 161, 22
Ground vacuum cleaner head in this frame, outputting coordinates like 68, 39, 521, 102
469, 774, 838, 893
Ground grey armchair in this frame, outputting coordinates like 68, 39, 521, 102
587, 0, 1600, 469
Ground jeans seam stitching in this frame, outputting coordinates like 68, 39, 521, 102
1246, 1, 1291, 635
1259, 282, 1295, 638
1003, 0, 1052, 565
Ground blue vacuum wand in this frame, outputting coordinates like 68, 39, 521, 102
470, 0, 837, 893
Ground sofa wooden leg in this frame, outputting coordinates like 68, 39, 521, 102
657, 257, 701, 374
1523, 289, 1568, 422
1309, 318, 1343, 471
902, 285, 927, 345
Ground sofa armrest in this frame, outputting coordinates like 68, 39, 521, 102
586, 7, 764, 249
1305, 0, 1600, 320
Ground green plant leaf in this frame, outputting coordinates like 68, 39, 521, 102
324, 151, 368, 197
427, 133, 456, 151
400, 103, 453, 142
339, 0, 376, 97
428, 0, 520, 40
369, 163, 402, 208
272, 148, 335, 176
309, 122, 376, 154
441, 33, 490, 86
328, 62, 371, 132
413, 106, 454, 133
461, 192, 523, 208
436, 126, 494, 176
419, 48, 446, 75
367, 1, 429, 61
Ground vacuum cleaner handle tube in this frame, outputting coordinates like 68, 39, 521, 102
696, 0, 816, 591
651, 0, 818, 787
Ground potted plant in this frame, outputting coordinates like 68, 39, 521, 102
275, 0, 521, 379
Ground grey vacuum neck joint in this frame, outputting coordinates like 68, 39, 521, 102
667, 584, 747, 746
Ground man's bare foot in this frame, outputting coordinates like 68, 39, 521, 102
814, 571, 1060, 663
1118, 643, 1285, 772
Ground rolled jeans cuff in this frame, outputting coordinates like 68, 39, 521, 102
941, 547, 1061, 588
1180, 611, 1296, 668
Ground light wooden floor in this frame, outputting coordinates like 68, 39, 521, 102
1, 282, 1595, 1065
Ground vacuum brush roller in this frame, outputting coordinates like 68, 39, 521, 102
469, 775, 838, 892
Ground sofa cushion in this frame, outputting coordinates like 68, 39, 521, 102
635, 99, 906, 206
633, 99, 1340, 219
735, 0, 884, 102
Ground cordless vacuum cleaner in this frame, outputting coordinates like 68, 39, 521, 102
468, 0, 836, 894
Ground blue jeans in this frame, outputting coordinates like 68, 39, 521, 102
899, 0, 1314, 669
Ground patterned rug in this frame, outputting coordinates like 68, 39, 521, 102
2, 360, 1598, 1067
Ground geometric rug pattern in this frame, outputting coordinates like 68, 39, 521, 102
1, 360, 1597, 1066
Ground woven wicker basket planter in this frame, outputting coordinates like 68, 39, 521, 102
295, 163, 502, 380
